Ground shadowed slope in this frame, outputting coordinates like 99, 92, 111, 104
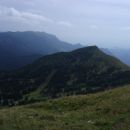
0, 46, 130, 104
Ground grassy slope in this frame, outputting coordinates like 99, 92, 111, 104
1, 85, 130, 130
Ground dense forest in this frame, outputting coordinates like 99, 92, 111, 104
0, 46, 130, 106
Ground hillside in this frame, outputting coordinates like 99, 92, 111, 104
1, 85, 130, 130
0, 46, 130, 105
0, 31, 81, 70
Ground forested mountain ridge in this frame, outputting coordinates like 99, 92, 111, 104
0, 46, 130, 105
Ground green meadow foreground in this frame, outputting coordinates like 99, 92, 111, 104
1, 85, 130, 130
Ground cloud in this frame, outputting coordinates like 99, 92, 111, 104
58, 21, 72, 27
1, 0, 130, 48
0, 5, 54, 25
86, 0, 130, 9
0, 5, 74, 29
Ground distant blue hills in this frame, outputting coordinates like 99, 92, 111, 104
0, 31, 129, 71
0, 31, 82, 70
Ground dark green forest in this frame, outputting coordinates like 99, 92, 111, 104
0, 46, 130, 106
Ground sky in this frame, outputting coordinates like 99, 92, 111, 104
0, 0, 130, 48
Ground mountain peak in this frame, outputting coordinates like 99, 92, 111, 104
72, 45, 98, 53
70, 46, 103, 58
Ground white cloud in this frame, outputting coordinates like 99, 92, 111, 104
0, 5, 74, 30
0, 5, 54, 24
58, 21, 72, 27
1, 0, 130, 48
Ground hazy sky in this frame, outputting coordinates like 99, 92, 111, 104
0, 0, 130, 48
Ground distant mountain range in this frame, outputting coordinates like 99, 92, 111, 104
109, 49, 130, 66
102, 48, 130, 66
0, 31, 130, 71
0, 31, 82, 70
0, 46, 130, 105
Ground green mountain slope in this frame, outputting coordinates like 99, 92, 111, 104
0, 46, 130, 104
1, 85, 130, 130
19, 46, 130, 99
